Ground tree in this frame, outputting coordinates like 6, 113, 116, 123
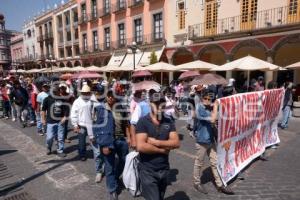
149, 51, 158, 65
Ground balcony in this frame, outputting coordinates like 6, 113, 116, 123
128, 0, 144, 8
99, 6, 111, 17
80, 43, 111, 55
36, 54, 46, 61
78, 15, 88, 25
188, 5, 300, 41
127, 33, 164, 46
111, 40, 127, 49
37, 35, 43, 42
88, 12, 98, 22
44, 32, 53, 41
112, 1, 127, 13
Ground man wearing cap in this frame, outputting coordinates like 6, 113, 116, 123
70, 84, 93, 161
41, 85, 69, 157
36, 84, 49, 136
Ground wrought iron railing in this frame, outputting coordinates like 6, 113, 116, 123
128, 0, 144, 8
112, 1, 127, 13
188, 5, 300, 40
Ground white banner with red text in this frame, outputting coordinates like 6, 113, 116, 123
216, 89, 284, 185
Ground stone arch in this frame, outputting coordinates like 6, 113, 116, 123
272, 34, 300, 85
82, 60, 91, 67
66, 61, 72, 68
171, 47, 195, 65
230, 39, 268, 60
59, 62, 65, 68
73, 60, 81, 67
197, 44, 227, 65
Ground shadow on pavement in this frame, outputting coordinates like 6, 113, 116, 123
165, 191, 191, 200
0, 150, 18, 156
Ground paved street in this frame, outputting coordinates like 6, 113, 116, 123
0, 118, 300, 200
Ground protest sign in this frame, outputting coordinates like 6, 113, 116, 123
217, 89, 284, 185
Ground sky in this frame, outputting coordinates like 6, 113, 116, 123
0, 0, 68, 31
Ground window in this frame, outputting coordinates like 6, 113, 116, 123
93, 31, 98, 50
59, 48, 64, 58
32, 45, 35, 58
153, 13, 163, 40
59, 32, 63, 43
27, 47, 30, 58
119, 0, 126, 9
92, 0, 97, 18
27, 29, 32, 38
82, 33, 87, 51
0, 37, 4, 45
241, 0, 257, 23
134, 18, 142, 43
75, 28, 79, 40
67, 31, 72, 41
81, 4, 87, 21
118, 23, 125, 46
178, 2, 185, 29
0, 24, 3, 30
65, 13, 70, 26
104, 27, 110, 49
205, 0, 218, 30
104, 0, 110, 14
73, 11, 78, 22
289, 0, 298, 15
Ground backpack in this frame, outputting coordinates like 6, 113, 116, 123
122, 151, 141, 197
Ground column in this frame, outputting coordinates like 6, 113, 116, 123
225, 54, 233, 80
265, 50, 274, 88
168, 58, 173, 84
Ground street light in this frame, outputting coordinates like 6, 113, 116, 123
45, 54, 56, 73
127, 41, 141, 71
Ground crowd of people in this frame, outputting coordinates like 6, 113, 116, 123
0, 73, 295, 200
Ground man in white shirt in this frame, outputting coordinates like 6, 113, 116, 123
70, 84, 94, 161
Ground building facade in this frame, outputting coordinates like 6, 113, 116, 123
77, 0, 166, 68
0, 13, 15, 73
53, 0, 81, 68
164, 0, 300, 84
10, 33, 24, 70
22, 20, 38, 70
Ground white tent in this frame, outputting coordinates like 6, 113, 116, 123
25, 68, 41, 73
174, 60, 218, 71
285, 61, 300, 69
211, 55, 280, 89
70, 66, 86, 72
86, 65, 103, 72
136, 62, 175, 72
52, 66, 73, 73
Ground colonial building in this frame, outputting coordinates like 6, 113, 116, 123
10, 33, 24, 70
53, 0, 81, 68
77, 0, 166, 69
164, 0, 300, 84
22, 19, 38, 70
0, 13, 18, 73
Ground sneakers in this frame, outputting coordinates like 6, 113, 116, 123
12, 117, 16, 122
80, 156, 87, 161
109, 192, 118, 200
46, 149, 52, 155
38, 130, 44, 136
217, 186, 235, 195
194, 183, 208, 194
57, 152, 67, 158
95, 173, 103, 183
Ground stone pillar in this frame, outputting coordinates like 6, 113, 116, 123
265, 50, 274, 88
168, 58, 173, 84
225, 54, 233, 80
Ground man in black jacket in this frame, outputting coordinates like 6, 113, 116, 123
9, 80, 29, 128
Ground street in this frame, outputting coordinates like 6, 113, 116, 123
0, 118, 300, 200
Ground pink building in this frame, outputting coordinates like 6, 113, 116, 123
10, 33, 24, 70
77, 0, 166, 68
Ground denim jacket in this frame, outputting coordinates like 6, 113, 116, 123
92, 103, 115, 149
194, 103, 213, 144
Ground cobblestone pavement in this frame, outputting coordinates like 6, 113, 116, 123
0, 118, 300, 200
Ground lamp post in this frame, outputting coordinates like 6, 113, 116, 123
127, 42, 141, 71
45, 54, 56, 73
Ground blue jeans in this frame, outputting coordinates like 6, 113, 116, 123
281, 106, 291, 128
102, 149, 117, 193
78, 127, 87, 157
46, 122, 65, 153
114, 138, 129, 178
91, 141, 104, 174
28, 104, 36, 122
36, 112, 46, 133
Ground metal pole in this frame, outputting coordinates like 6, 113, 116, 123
133, 50, 136, 71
